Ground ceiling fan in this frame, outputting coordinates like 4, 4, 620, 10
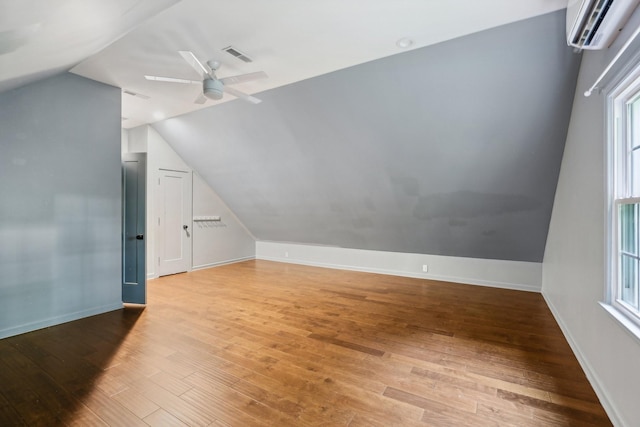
144, 50, 267, 104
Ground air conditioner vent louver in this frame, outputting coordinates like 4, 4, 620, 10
573, 0, 613, 47
567, 0, 640, 50
222, 46, 253, 63
123, 90, 150, 100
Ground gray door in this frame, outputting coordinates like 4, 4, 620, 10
122, 153, 146, 304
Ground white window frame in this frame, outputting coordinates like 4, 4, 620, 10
605, 62, 640, 340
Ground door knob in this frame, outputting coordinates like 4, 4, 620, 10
136, 234, 144, 240
183, 225, 189, 230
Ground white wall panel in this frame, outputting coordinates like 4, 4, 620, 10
257, 241, 542, 292
542, 9, 640, 426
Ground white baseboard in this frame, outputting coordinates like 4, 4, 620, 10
0, 301, 124, 340
148, 256, 255, 279
542, 294, 623, 427
256, 241, 542, 292
192, 256, 255, 271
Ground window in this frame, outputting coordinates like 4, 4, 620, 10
608, 65, 640, 333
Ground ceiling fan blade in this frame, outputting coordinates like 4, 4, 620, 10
194, 93, 207, 104
224, 86, 262, 104
145, 75, 200, 84
219, 71, 268, 86
178, 50, 211, 78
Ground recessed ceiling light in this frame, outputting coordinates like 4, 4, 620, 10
396, 37, 413, 49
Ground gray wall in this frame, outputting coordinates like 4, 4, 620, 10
154, 11, 580, 262
0, 73, 122, 338
542, 8, 640, 426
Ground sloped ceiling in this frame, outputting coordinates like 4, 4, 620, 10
0, 0, 178, 93
3, 1, 565, 128
153, 11, 581, 262
67, 0, 566, 128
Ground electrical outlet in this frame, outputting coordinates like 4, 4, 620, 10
285, 251, 289, 258
422, 264, 428, 273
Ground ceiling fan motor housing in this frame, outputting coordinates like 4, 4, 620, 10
203, 78, 224, 100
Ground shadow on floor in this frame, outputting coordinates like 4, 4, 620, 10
0, 305, 144, 425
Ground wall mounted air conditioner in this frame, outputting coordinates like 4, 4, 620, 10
567, 0, 640, 50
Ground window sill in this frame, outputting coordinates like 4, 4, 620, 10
599, 301, 640, 344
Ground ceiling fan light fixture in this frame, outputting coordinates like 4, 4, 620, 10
203, 78, 224, 100
146, 50, 265, 105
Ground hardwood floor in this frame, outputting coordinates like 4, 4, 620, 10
0, 260, 611, 426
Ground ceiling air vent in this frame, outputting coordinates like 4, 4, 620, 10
123, 89, 150, 100
222, 46, 253, 63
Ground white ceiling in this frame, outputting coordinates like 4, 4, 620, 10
2, 0, 567, 129
0, 0, 178, 93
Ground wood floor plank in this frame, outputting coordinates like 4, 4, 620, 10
0, 343, 78, 425
148, 370, 193, 396
143, 408, 189, 426
230, 377, 305, 418
307, 333, 385, 356
65, 404, 110, 427
497, 389, 611, 424
182, 379, 298, 426
410, 366, 498, 396
347, 413, 426, 427
130, 377, 213, 426
0, 391, 27, 426
0, 260, 612, 426
111, 387, 160, 419
79, 387, 149, 427
475, 402, 540, 426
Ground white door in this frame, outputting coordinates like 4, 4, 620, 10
158, 169, 191, 276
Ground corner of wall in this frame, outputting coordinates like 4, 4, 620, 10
128, 125, 149, 153
141, 125, 255, 277
539, 11, 640, 423
121, 128, 130, 155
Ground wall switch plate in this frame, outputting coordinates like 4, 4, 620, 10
422, 264, 428, 272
